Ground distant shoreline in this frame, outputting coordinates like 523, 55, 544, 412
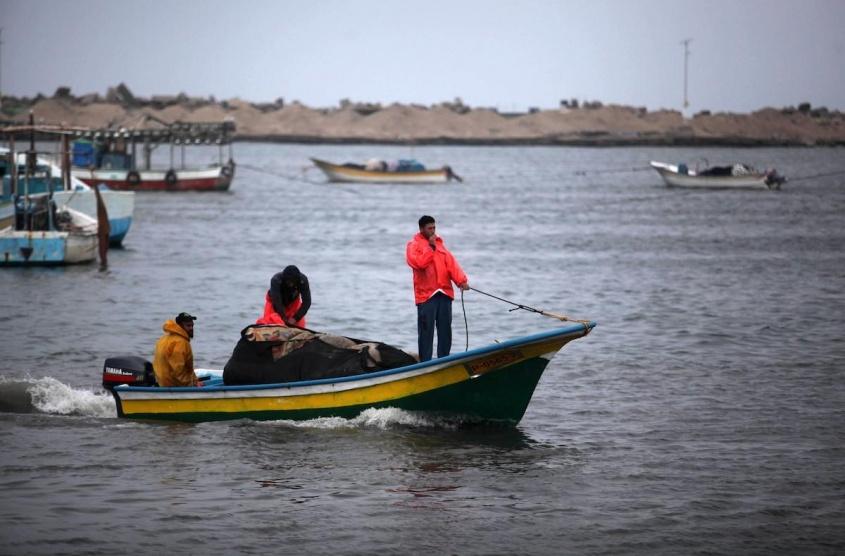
4, 85, 844, 147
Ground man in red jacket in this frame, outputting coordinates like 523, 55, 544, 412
256, 265, 311, 328
406, 215, 469, 361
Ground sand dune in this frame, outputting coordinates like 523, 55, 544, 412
7, 94, 844, 146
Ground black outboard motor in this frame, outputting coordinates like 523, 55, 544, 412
102, 356, 156, 391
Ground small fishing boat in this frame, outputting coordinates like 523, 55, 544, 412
2, 122, 109, 266
72, 165, 235, 192
311, 158, 462, 184
650, 160, 786, 190
1, 147, 135, 246
0, 204, 99, 265
70, 121, 236, 192
104, 322, 594, 425
53, 185, 134, 246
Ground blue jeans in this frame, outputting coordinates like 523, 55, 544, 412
417, 292, 452, 361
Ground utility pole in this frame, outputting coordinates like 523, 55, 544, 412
681, 38, 692, 109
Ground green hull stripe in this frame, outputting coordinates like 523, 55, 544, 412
125, 357, 550, 425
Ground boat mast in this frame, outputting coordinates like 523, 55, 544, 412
62, 133, 70, 191
0, 28, 4, 111
24, 113, 34, 231
681, 38, 692, 109
8, 134, 16, 198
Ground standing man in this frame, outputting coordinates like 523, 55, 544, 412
153, 312, 202, 387
406, 215, 469, 361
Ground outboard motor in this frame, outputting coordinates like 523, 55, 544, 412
102, 356, 156, 391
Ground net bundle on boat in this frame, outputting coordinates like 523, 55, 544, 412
222, 325, 418, 385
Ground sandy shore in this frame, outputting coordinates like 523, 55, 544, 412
4, 92, 844, 146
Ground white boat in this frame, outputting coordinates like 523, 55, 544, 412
650, 161, 786, 190
53, 185, 134, 246
1, 147, 135, 245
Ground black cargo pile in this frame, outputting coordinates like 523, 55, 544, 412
222, 325, 418, 385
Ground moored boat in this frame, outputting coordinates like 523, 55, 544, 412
650, 160, 786, 190
1, 147, 135, 246
2, 122, 109, 266
72, 165, 234, 192
311, 158, 462, 184
105, 322, 594, 424
70, 121, 236, 192
52, 185, 134, 246
0, 204, 98, 265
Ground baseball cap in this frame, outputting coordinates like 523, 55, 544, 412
175, 312, 197, 324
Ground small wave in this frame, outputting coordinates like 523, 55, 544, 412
0, 375, 116, 418
263, 407, 458, 430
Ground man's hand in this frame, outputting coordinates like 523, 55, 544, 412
459, 282, 470, 291
428, 234, 437, 249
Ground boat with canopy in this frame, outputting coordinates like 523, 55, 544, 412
70, 119, 236, 191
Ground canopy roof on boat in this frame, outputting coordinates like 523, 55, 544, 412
2, 118, 236, 145
70, 121, 236, 145
1, 123, 91, 137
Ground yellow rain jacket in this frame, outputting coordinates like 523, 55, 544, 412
153, 320, 198, 387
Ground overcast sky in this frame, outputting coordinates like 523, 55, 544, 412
2, 0, 844, 113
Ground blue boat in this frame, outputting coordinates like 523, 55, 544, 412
2, 124, 112, 266
1, 147, 135, 246
0, 193, 100, 265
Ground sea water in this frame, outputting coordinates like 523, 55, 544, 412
1, 144, 844, 554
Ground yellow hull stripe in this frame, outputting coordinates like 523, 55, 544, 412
119, 338, 567, 417
319, 162, 445, 178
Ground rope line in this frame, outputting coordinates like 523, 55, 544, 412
785, 169, 845, 183
460, 289, 469, 351
468, 286, 592, 327
574, 166, 651, 176
238, 162, 363, 194
238, 162, 324, 185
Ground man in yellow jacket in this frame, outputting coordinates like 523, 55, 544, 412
153, 312, 202, 387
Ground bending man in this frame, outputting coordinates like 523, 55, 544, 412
257, 265, 311, 327
406, 215, 469, 361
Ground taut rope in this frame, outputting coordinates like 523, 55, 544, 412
460, 286, 591, 352
469, 287, 592, 327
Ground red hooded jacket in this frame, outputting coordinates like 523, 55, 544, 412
256, 292, 306, 328
406, 232, 468, 304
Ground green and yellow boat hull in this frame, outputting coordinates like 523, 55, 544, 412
112, 323, 594, 424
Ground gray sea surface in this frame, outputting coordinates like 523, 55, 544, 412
1, 144, 844, 555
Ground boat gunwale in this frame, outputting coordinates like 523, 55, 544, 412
115, 322, 594, 395
72, 167, 227, 178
